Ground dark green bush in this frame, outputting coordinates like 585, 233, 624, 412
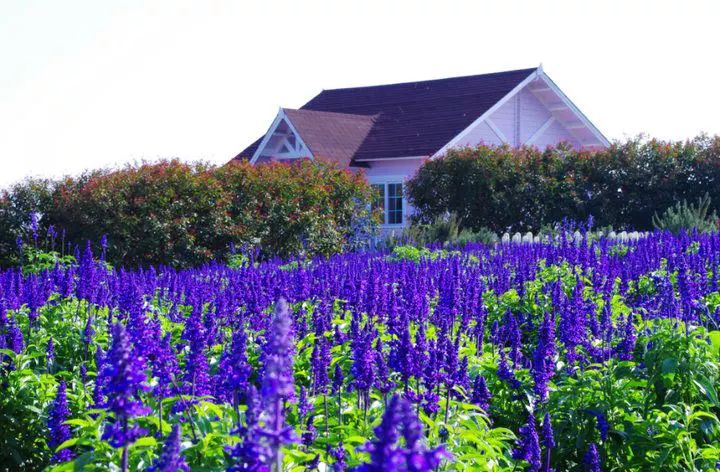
407, 135, 720, 232
0, 159, 375, 268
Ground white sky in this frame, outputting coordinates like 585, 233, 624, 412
1, 0, 719, 188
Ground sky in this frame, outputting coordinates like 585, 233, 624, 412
1, 0, 719, 188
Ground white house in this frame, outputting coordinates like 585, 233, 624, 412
234, 66, 608, 230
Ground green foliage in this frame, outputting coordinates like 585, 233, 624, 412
402, 213, 499, 246
0, 159, 375, 268
652, 193, 719, 234
407, 135, 720, 232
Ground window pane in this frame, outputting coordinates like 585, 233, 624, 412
371, 184, 385, 224
387, 183, 403, 225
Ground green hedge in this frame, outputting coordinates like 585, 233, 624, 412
407, 135, 720, 232
0, 159, 375, 267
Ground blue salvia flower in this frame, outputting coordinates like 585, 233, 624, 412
332, 363, 344, 395
100, 323, 150, 471
541, 413, 555, 472
512, 411, 541, 472
591, 411, 609, 441
330, 442, 347, 472
48, 380, 73, 463
147, 424, 189, 472
470, 375, 491, 413
46, 338, 55, 370
583, 443, 602, 472
258, 298, 298, 471
227, 386, 271, 471
353, 394, 452, 471
217, 327, 252, 405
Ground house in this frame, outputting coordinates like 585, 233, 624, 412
234, 66, 608, 230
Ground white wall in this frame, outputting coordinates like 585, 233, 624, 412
359, 157, 426, 227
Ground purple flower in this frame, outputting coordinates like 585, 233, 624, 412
513, 411, 541, 472
48, 380, 73, 463
148, 424, 189, 472
583, 443, 602, 472
330, 442, 347, 471
591, 411, 609, 441
227, 386, 271, 471
471, 375, 491, 412
46, 338, 55, 369
258, 298, 298, 468
260, 298, 296, 404
216, 327, 252, 404
354, 395, 452, 472
541, 412, 555, 449
298, 386, 313, 419
332, 363, 344, 395
100, 323, 150, 450
311, 337, 331, 395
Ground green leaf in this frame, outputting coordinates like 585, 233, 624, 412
134, 436, 158, 448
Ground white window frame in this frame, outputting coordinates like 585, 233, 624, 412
368, 176, 406, 227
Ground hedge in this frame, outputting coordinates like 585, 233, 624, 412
406, 135, 720, 232
0, 159, 375, 268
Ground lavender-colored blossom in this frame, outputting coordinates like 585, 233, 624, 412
583, 443, 602, 472
471, 375, 491, 412
513, 411, 541, 472
100, 323, 150, 456
591, 411, 609, 441
48, 380, 73, 463
46, 338, 55, 369
353, 395, 451, 472
332, 363, 344, 395
148, 424, 189, 472
258, 298, 298, 470
330, 442, 347, 471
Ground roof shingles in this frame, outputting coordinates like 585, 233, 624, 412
235, 67, 536, 164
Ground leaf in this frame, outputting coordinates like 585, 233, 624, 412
708, 331, 720, 357
134, 436, 158, 447
55, 438, 78, 452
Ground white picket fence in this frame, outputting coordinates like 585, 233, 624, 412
499, 230, 649, 244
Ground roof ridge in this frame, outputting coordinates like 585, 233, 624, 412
321, 67, 538, 92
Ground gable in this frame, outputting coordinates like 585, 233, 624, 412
250, 111, 313, 164
433, 68, 608, 156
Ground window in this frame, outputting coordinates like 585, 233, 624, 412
371, 182, 403, 225
387, 183, 403, 225
371, 184, 385, 215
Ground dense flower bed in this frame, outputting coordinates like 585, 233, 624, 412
1, 231, 720, 470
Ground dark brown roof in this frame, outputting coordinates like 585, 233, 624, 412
282, 109, 375, 168
235, 67, 537, 164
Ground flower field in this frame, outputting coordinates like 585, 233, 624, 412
2, 232, 720, 471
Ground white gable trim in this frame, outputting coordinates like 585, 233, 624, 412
431, 68, 541, 158
431, 66, 609, 158
537, 71, 610, 147
250, 109, 314, 164
485, 117, 509, 144
525, 116, 556, 145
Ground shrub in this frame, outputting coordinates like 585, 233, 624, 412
652, 193, 719, 234
0, 159, 376, 268
0, 178, 56, 267
407, 135, 720, 232
402, 213, 498, 246
215, 159, 375, 259
47, 160, 230, 267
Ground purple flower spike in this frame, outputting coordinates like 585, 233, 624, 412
100, 323, 150, 452
48, 380, 73, 463
584, 443, 602, 472
148, 424, 189, 472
